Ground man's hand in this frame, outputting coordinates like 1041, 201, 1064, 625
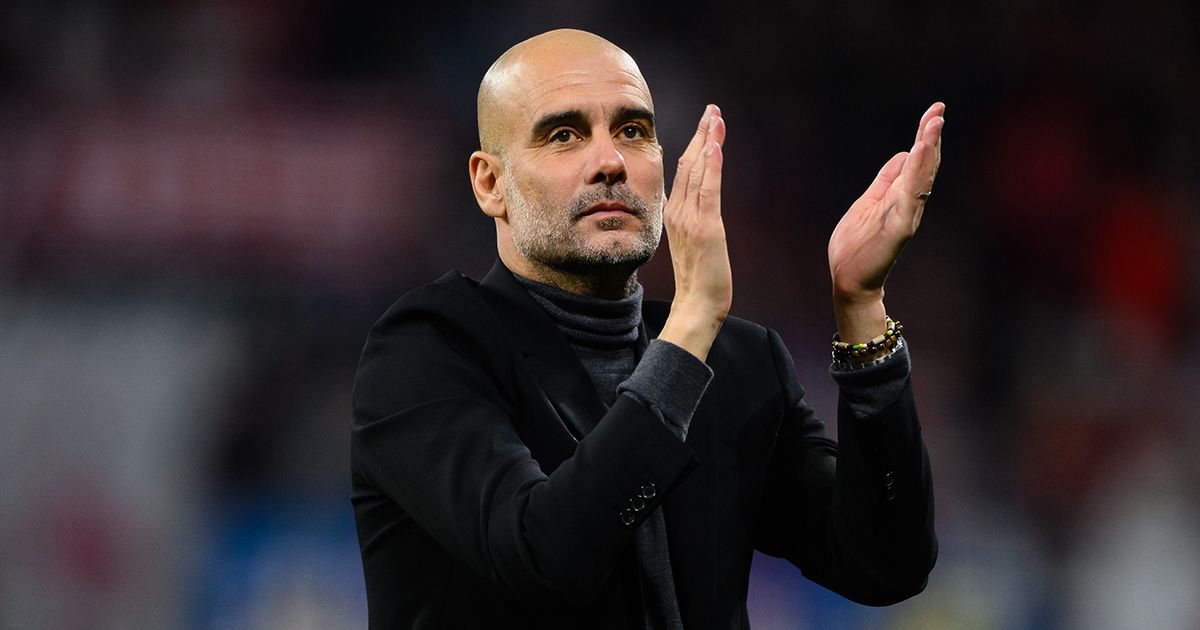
828, 102, 945, 344
658, 104, 730, 362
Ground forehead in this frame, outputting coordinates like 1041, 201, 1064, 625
511, 50, 653, 127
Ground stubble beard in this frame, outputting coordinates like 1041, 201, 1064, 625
505, 174, 664, 275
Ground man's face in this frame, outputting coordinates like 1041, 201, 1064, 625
498, 50, 665, 273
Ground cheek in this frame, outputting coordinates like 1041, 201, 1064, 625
631, 159, 665, 199
516, 166, 575, 205
507, 173, 575, 229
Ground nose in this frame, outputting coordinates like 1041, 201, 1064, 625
587, 135, 627, 186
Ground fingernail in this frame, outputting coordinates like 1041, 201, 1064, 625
704, 141, 714, 156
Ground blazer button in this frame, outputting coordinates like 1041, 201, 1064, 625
629, 497, 646, 512
884, 471, 895, 490
640, 483, 657, 499
620, 509, 636, 526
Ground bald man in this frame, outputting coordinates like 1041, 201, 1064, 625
352, 29, 940, 629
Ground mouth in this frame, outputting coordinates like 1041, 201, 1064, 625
579, 201, 635, 220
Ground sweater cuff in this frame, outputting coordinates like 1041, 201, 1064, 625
830, 338, 912, 420
617, 339, 714, 440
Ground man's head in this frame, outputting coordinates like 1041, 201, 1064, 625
468, 29, 664, 295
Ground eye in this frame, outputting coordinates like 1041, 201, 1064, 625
619, 124, 645, 140
550, 129, 579, 143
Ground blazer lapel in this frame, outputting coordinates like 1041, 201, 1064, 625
477, 260, 608, 441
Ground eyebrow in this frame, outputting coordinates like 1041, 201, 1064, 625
529, 106, 656, 142
530, 110, 589, 141
617, 106, 656, 132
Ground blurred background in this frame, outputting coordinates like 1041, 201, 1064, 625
1, 1, 1197, 628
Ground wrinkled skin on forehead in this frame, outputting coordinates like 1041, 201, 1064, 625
477, 29, 654, 156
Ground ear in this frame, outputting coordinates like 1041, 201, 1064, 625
469, 151, 507, 219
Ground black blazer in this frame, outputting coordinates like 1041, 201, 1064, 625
351, 261, 935, 629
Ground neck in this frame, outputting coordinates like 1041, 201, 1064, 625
528, 260, 640, 299
503, 254, 639, 299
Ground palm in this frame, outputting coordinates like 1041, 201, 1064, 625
829, 103, 944, 298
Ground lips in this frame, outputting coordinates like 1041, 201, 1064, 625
580, 201, 634, 218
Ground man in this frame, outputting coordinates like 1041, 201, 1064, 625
352, 28, 942, 629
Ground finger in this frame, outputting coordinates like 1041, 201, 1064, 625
857, 151, 908, 206
928, 112, 944, 166
685, 115, 719, 211
896, 141, 931, 200
880, 144, 925, 236
684, 104, 717, 159
903, 115, 944, 192
890, 134, 942, 233
913, 101, 945, 145
709, 110, 726, 149
920, 115, 944, 180
698, 139, 723, 216
669, 104, 718, 202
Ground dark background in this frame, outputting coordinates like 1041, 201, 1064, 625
1, 1, 1197, 628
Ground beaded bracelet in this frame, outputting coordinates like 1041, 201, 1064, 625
831, 317, 903, 363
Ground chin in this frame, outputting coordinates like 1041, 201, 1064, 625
581, 235, 658, 267
589, 232, 648, 253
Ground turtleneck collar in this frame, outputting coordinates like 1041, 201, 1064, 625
513, 273, 643, 349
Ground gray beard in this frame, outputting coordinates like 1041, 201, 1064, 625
506, 177, 663, 273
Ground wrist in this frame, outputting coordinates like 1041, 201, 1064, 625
832, 284, 884, 308
659, 303, 725, 362
832, 294, 886, 345
832, 317, 904, 368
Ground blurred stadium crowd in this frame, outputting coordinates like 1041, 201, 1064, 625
1, 1, 1197, 628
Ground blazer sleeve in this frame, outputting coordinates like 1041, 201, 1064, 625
351, 308, 699, 605
754, 328, 936, 606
